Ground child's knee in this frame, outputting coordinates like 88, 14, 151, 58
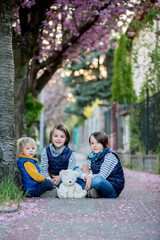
45, 179, 54, 189
92, 176, 104, 185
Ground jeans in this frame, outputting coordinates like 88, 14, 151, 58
29, 179, 54, 197
76, 178, 86, 189
76, 176, 117, 198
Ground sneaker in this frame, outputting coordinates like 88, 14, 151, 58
87, 188, 100, 198
40, 189, 57, 198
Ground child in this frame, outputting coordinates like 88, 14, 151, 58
41, 124, 76, 187
17, 137, 56, 197
78, 131, 125, 198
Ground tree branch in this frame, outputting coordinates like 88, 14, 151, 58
33, 1, 113, 95
39, 1, 112, 69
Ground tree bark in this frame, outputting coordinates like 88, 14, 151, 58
0, 1, 16, 179
13, 36, 29, 139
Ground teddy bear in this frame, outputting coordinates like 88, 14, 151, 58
57, 169, 87, 199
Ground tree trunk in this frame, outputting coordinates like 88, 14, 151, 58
13, 0, 54, 139
13, 38, 29, 139
0, 1, 16, 180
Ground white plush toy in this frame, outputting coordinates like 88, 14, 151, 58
57, 169, 87, 199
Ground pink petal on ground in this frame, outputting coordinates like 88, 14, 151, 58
113, 225, 117, 229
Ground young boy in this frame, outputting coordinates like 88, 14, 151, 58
77, 131, 125, 198
17, 137, 57, 198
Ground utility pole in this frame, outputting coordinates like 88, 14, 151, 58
113, 100, 118, 151
39, 89, 45, 152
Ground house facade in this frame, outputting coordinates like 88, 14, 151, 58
130, 20, 159, 96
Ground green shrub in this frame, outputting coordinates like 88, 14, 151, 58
26, 93, 44, 126
111, 34, 136, 104
0, 171, 25, 209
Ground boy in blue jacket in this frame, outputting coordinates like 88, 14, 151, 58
17, 137, 56, 197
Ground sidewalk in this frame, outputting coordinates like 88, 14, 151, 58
0, 153, 160, 240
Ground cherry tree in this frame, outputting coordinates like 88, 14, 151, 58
0, 0, 159, 175
12, 0, 160, 138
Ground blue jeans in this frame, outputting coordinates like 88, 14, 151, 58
29, 179, 54, 197
76, 176, 117, 198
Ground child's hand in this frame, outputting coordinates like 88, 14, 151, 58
85, 176, 92, 191
52, 176, 61, 187
82, 165, 90, 175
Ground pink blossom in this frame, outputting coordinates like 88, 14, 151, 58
156, 14, 160, 20
12, 0, 159, 70
112, 42, 118, 50
21, 0, 36, 9
113, 225, 117, 229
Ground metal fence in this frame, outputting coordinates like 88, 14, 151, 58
134, 91, 160, 154
104, 91, 160, 154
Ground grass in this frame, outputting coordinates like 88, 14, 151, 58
0, 171, 25, 211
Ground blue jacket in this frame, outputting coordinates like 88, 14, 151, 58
46, 145, 73, 175
90, 148, 125, 196
17, 155, 40, 191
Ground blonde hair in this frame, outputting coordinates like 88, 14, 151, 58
17, 137, 37, 154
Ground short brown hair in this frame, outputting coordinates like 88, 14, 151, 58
49, 124, 70, 145
89, 131, 108, 148
17, 137, 37, 154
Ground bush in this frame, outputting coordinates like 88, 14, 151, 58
26, 93, 44, 127
0, 171, 25, 209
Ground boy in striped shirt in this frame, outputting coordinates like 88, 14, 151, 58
77, 131, 125, 198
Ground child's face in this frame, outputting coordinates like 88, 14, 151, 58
51, 129, 66, 150
21, 143, 36, 158
90, 135, 104, 154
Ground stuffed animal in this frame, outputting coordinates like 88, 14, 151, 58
57, 169, 87, 199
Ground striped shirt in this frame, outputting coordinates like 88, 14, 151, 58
40, 148, 76, 180
79, 152, 118, 180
